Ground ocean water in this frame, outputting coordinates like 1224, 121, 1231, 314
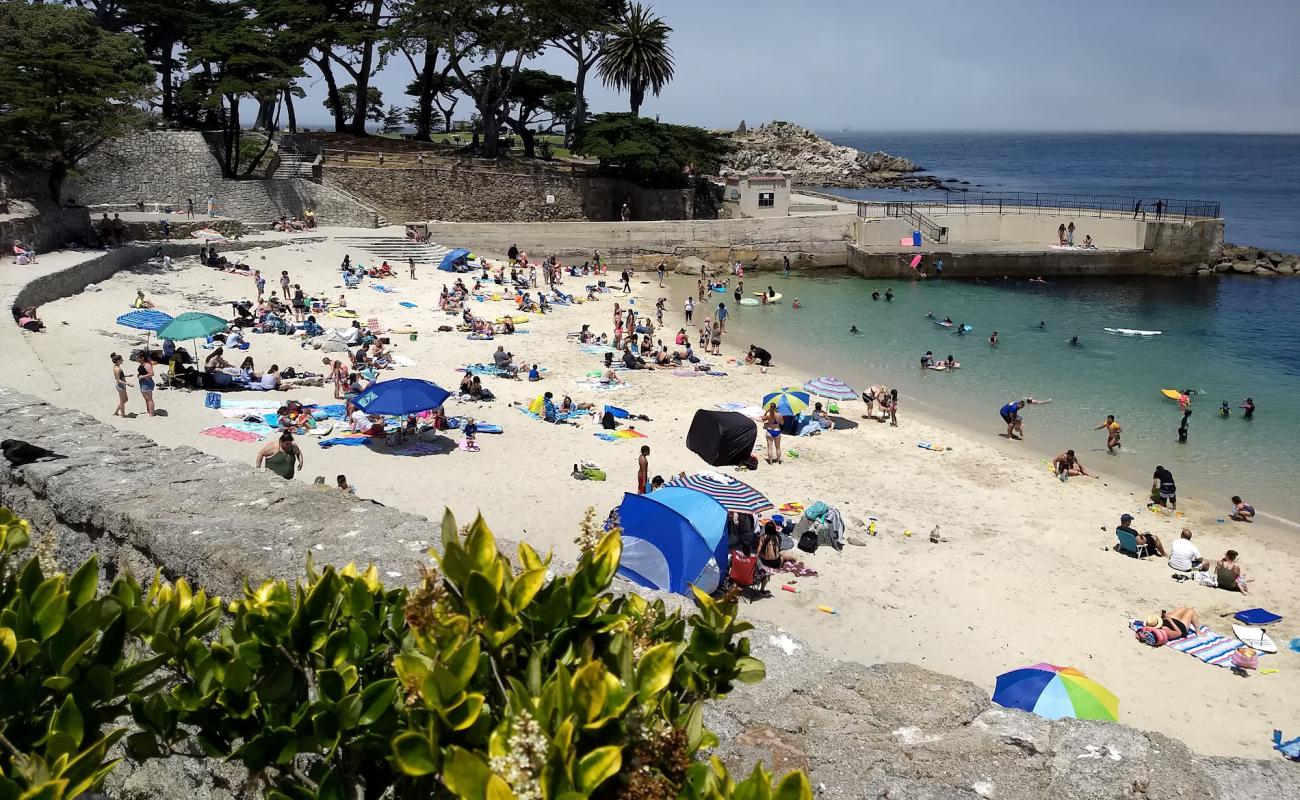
816, 132, 1300, 252
715, 271, 1300, 522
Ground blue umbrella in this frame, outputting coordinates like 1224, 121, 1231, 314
354, 378, 450, 416
438, 248, 471, 272
116, 310, 174, 332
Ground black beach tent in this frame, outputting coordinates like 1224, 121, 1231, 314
686, 410, 757, 467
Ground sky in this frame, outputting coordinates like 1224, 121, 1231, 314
291, 0, 1300, 133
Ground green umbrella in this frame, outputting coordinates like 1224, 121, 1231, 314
157, 312, 228, 342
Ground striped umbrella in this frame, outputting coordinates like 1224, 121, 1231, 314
803, 376, 857, 401
668, 472, 774, 515
992, 663, 1119, 721
761, 388, 810, 417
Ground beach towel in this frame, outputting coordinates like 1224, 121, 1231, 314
212, 397, 284, 410
317, 436, 375, 448
1275, 730, 1300, 762
392, 354, 417, 367
715, 402, 747, 412
575, 380, 629, 391
201, 425, 264, 443
399, 301, 418, 308
1164, 624, 1248, 668
594, 429, 647, 442
221, 420, 275, 436
371, 284, 399, 293
314, 404, 349, 420
516, 406, 589, 423
672, 369, 704, 377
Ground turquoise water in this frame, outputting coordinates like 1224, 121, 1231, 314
717, 271, 1300, 521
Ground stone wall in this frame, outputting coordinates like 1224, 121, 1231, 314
322, 163, 689, 223
1, 168, 97, 251
846, 243, 1200, 279
0, 387, 1293, 800
433, 213, 857, 270
65, 132, 379, 227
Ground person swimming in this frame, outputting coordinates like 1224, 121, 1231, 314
1038, 320, 1046, 329
871, 290, 881, 301
1219, 401, 1231, 418
956, 323, 967, 336
1069, 335, 1079, 346
943, 316, 953, 324
989, 331, 999, 345
920, 351, 935, 368
849, 325, 860, 334
884, 288, 894, 301
925, 310, 935, 319
944, 355, 956, 367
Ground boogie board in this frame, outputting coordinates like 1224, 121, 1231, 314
739, 298, 760, 306
932, 320, 954, 328
752, 292, 783, 303
1105, 328, 1162, 336
1232, 624, 1278, 654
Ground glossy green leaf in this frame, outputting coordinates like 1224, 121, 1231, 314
735, 655, 766, 684
464, 571, 498, 618
577, 745, 622, 793
771, 769, 813, 800
441, 692, 484, 731
67, 556, 99, 609
391, 731, 438, 776
316, 771, 346, 800
443, 746, 492, 800
636, 642, 678, 702
357, 678, 397, 725
0, 627, 15, 671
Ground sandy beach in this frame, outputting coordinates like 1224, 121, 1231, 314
8, 227, 1299, 760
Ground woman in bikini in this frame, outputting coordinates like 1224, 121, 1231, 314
111, 353, 130, 417
762, 403, 783, 465
135, 354, 156, 416
1159, 606, 1202, 639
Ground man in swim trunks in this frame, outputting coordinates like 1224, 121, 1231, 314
1052, 449, 1093, 478
1152, 465, 1177, 509
1095, 414, 1122, 453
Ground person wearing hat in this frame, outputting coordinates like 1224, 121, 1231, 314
1118, 513, 1165, 557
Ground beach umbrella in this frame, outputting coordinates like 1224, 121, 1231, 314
354, 378, 450, 417
157, 312, 227, 342
803, 376, 857, 401
992, 663, 1119, 721
761, 388, 810, 417
667, 472, 773, 515
117, 309, 175, 356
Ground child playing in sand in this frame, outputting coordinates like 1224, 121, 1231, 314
463, 417, 479, 451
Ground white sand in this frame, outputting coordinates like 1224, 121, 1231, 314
10, 228, 1299, 759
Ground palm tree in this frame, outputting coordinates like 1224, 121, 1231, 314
596, 3, 674, 117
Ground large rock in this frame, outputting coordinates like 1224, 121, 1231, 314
1230, 260, 1256, 274
723, 121, 943, 190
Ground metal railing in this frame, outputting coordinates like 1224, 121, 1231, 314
881, 202, 948, 243
868, 191, 1221, 222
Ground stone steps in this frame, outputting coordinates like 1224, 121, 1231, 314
332, 236, 451, 266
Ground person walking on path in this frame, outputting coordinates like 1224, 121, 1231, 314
111, 353, 130, 417
637, 445, 650, 494
206, 194, 216, 218
1132, 200, 1143, 219
1154, 199, 1164, 220
1057, 223, 1066, 245
256, 431, 304, 480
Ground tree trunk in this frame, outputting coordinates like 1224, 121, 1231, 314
348, 0, 385, 136
254, 96, 276, 131
47, 158, 67, 203
570, 56, 589, 148
480, 105, 499, 158
630, 81, 644, 117
159, 39, 176, 123
414, 40, 437, 141
223, 94, 241, 178
315, 55, 346, 133
285, 89, 297, 133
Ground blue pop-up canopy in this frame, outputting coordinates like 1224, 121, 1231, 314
617, 487, 728, 595
438, 248, 471, 272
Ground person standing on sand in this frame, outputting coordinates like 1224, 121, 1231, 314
254, 270, 265, 303
884, 388, 899, 427
186, 198, 194, 218
409, 258, 416, 279
657, 261, 666, 287
620, 269, 631, 293
637, 445, 650, 494
1057, 223, 1066, 245
135, 354, 156, 417
280, 270, 291, 300
1096, 414, 1122, 453
684, 296, 693, 324
1153, 465, 1177, 509
111, 353, 130, 417
762, 403, 783, 464
1067, 221, 1075, 245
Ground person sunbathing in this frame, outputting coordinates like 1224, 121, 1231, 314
204, 347, 231, 371
1156, 606, 1201, 639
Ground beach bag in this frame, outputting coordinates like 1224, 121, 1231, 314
204, 391, 222, 409
582, 467, 606, 481
728, 552, 760, 587
1135, 626, 1169, 647
601, 411, 618, 430
1231, 646, 1259, 670
797, 529, 820, 554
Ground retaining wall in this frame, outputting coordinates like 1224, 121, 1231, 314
846, 243, 1198, 279
433, 213, 857, 270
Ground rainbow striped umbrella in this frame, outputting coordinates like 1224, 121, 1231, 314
761, 388, 810, 417
803, 376, 857, 401
992, 664, 1119, 721
667, 472, 773, 515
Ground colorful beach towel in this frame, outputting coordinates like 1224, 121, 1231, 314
594, 429, 647, 442
221, 420, 275, 436
516, 406, 589, 423
1166, 625, 1247, 668
201, 425, 264, 443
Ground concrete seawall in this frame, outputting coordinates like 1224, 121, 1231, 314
847, 244, 1201, 279
0, 387, 1293, 800
430, 213, 858, 270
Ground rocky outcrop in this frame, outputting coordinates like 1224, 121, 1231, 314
2, 387, 1296, 799
723, 121, 944, 190
1207, 243, 1300, 277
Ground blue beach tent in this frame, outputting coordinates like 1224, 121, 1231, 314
616, 488, 729, 595
438, 248, 471, 272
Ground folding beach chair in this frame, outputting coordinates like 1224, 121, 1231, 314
726, 551, 769, 601
1114, 528, 1149, 559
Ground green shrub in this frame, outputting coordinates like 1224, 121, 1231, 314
0, 507, 810, 799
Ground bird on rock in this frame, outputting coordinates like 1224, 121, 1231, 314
1, 439, 67, 466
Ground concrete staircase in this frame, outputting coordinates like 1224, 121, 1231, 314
332, 236, 451, 267
272, 154, 317, 180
